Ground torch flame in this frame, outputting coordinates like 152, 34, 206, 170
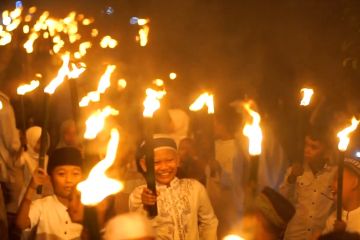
223, 235, 245, 240
77, 128, 123, 206
44, 53, 70, 94
169, 72, 177, 80
84, 106, 119, 140
337, 117, 360, 152
100, 36, 118, 48
137, 25, 149, 47
242, 102, 262, 156
117, 79, 127, 89
17, 80, 40, 95
143, 88, 166, 118
0, 100, 3, 110
189, 92, 214, 114
300, 88, 314, 106
68, 63, 86, 79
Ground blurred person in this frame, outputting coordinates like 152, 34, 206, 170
129, 137, 218, 240
56, 119, 81, 150
104, 212, 155, 240
321, 157, 360, 235
16, 147, 83, 239
177, 137, 206, 184
279, 126, 336, 240
317, 231, 360, 240
15, 126, 52, 205
168, 108, 190, 145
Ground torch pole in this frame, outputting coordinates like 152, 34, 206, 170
37, 93, 50, 194
69, 79, 81, 132
20, 95, 27, 151
83, 206, 101, 240
336, 150, 345, 221
144, 117, 158, 217
297, 107, 309, 165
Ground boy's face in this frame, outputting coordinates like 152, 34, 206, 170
51, 165, 82, 198
153, 148, 179, 185
304, 136, 326, 163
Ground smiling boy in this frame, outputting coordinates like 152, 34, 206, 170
16, 147, 83, 239
129, 137, 218, 240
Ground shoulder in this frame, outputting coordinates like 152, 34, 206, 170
30, 195, 55, 209
178, 178, 205, 191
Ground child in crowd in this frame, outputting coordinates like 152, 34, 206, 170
16, 147, 83, 239
129, 137, 218, 240
56, 120, 81, 150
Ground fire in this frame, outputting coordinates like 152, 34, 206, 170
117, 79, 127, 89
337, 117, 360, 152
77, 128, 123, 206
143, 88, 166, 118
300, 88, 314, 106
137, 25, 149, 47
44, 53, 70, 94
242, 102, 262, 156
17, 80, 40, 95
189, 92, 214, 114
79, 65, 116, 107
74, 41, 92, 59
223, 235, 245, 240
68, 63, 86, 79
100, 36, 118, 48
153, 79, 164, 87
169, 72, 177, 80
84, 106, 119, 140
0, 100, 2, 110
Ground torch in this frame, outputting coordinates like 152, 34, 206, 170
37, 53, 71, 194
336, 117, 359, 221
189, 93, 215, 175
77, 128, 123, 240
297, 88, 314, 164
242, 101, 262, 189
16, 80, 40, 150
142, 87, 166, 217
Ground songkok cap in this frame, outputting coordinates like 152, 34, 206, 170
47, 147, 83, 175
104, 212, 155, 240
255, 187, 295, 230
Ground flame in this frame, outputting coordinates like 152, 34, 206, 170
77, 128, 123, 206
300, 88, 314, 106
137, 18, 149, 26
0, 100, 3, 110
137, 25, 149, 47
169, 72, 177, 80
223, 235, 245, 240
242, 102, 262, 156
189, 92, 214, 114
17, 80, 40, 95
79, 65, 116, 107
44, 53, 70, 94
82, 18, 93, 26
100, 36, 118, 48
0, 28, 12, 45
74, 41, 92, 59
84, 106, 119, 140
143, 88, 166, 118
337, 117, 360, 152
117, 79, 127, 89
91, 28, 98, 37
153, 79, 164, 87
68, 63, 86, 79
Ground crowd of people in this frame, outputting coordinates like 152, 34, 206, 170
1, 79, 360, 240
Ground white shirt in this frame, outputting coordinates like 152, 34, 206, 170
323, 206, 360, 234
129, 178, 218, 240
28, 195, 83, 240
280, 164, 336, 240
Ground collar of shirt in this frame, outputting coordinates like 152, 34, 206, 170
156, 177, 180, 189
52, 195, 68, 211
304, 163, 333, 176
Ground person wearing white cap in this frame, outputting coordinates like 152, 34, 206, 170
104, 212, 155, 240
130, 137, 218, 240
320, 156, 360, 235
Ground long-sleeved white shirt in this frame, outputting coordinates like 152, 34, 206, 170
323, 206, 360, 234
129, 178, 218, 240
280, 164, 336, 240
0, 91, 20, 182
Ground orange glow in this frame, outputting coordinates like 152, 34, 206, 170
153, 79, 164, 87
189, 92, 214, 114
143, 88, 166, 118
77, 128, 123, 206
223, 235, 245, 240
117, 79, 127, 89
84, 106, 119, 140
300, 88, 314, 106
44, 53, 70, 94
137, 25, 149, 47
242, 101, 262, 156
0, 100, 3, 110
169, 72, 177, 80
100, 36, 118, 48
68, 63, 86, 79
17, 80, 40, 95
337, 117, 360, 152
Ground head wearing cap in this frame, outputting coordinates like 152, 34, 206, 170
47, 147, 83, 175
104, 212, 155, 240
255, 187, 295, 231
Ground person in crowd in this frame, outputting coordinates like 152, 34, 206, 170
104, 212, 156, 240
321, 156, 360, 235
129, 137, 218, 240
15, 126, 52, 204
279, 126, 336, 240
16, 147, 83, 239
56, 119, 81, 150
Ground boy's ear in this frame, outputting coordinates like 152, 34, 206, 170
140, 158, 147, 173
